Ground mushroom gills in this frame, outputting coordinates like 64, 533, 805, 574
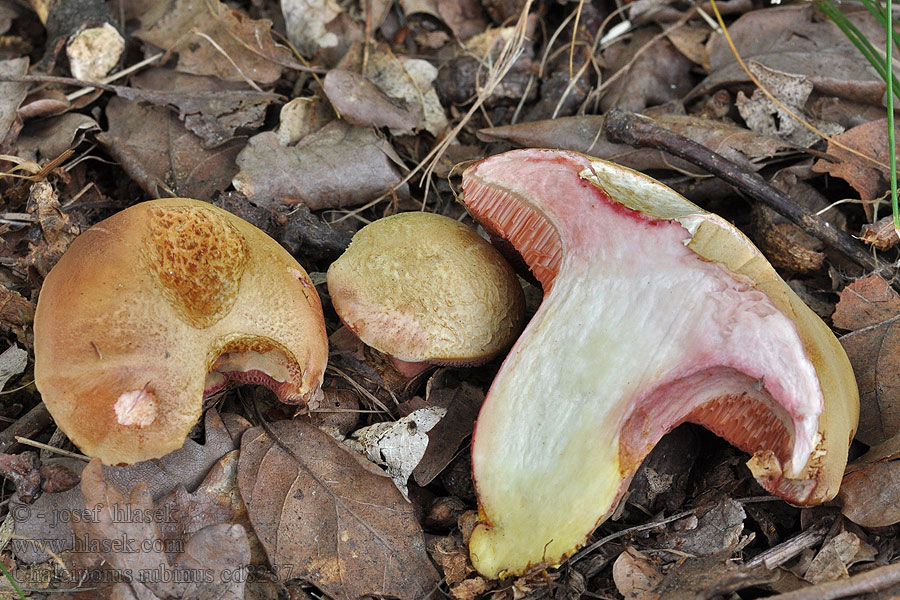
461, 149, 857, 579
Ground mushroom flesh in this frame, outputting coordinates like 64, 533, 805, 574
460, 149, 859, 578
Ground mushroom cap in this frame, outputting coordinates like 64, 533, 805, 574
34, 198, 328, 465
326, 212, 525, 365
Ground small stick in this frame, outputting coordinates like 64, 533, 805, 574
15, 436, 89, 461
745, 525, 827, 570
603, 108, 880, 273
0, 403, 52, 454
766, 561, 900, 600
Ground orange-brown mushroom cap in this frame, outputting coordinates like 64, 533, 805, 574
34, 198, 328, 465
326, 212, 525, 368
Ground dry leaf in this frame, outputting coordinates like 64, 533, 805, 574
0, 57, 27, 149
364, 48, 449, 136
839, 460, 900, 527
613, 547, 663, 600
70, 459, 250, 599
98, 96, 243, 199
156, 450, 263, 564
237, 419, 441, 600
804, 531, 859, 583
281, 0, 360, 64
12, 410, 238, 563
129, 68, 279, 148
600, 27, 694, 112
349, 407, 446, 495
661, 498, 745, 556
700, 4, 889, 105
137, 0, 291, 84
0, 284, 34, 347
0, 344, 26, 392
833, 275, 900, 445
275, 96, 333, 146
860, 215, 900, 251
14, 112, 99, 161
413, 373, 483, 486
735, 61, 840, 147
22, 181, 81, 277
233, 122, 409, 210
812, 119, 894, 207
283, 0, 341, 55
323, 69, 420, 133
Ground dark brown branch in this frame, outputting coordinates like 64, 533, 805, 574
603, 108, 880, 274
767, 561, 900, 600
0, 403, 52, 454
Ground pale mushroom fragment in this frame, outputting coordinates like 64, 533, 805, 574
461, 149, 859, 578
326, 212, 525, 376
34, 198, 328, 465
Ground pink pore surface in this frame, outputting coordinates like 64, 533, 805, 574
463, 149, 822, 493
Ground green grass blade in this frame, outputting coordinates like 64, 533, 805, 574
0, 561, 26, 600
888, 0, 899, 237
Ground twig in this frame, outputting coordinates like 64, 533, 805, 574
603, 108, 881, 273
0, 404, 52, 455
767, 561, 900, 600
14, 437, 89, 461
745, 525, 827, 570
570, 507, 700, 563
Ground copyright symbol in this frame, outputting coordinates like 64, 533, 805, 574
10, 504, 30, 522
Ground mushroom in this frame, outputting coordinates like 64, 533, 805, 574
326, 212, 525, 377
460, 149, 859, 578
34, 198, 328, 465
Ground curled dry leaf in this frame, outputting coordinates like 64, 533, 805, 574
323, 69, 420, 133
349, 406, 446, 496
23, 181, 81, 277
98, 97, 242, 199
237, 419, 441, 600
233, 122, 409, 210
735, 61, 841, 147
413, 373, 483, 486
661, 497, 745, 556
812, 119, 894, 210
613, 547, 663, 600
803, 530, 861, 583
0, 343, 27, 392
833, 275, 900, 445
14, 112, 99, 162
0, 284, 34, 346
860, 215, 900, 251
363, 48, 449, 137
136, 0, 291, 84
128, 68, 279, 149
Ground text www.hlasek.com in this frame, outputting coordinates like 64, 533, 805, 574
10, 534, 185, 557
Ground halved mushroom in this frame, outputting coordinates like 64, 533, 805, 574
461, 149, 859, 578
326, 211, 525, 376
34, 198, 328, 465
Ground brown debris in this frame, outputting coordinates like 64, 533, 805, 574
237, 419, 441, 600
136, 0, 292, 84
834, 276, 900, 445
